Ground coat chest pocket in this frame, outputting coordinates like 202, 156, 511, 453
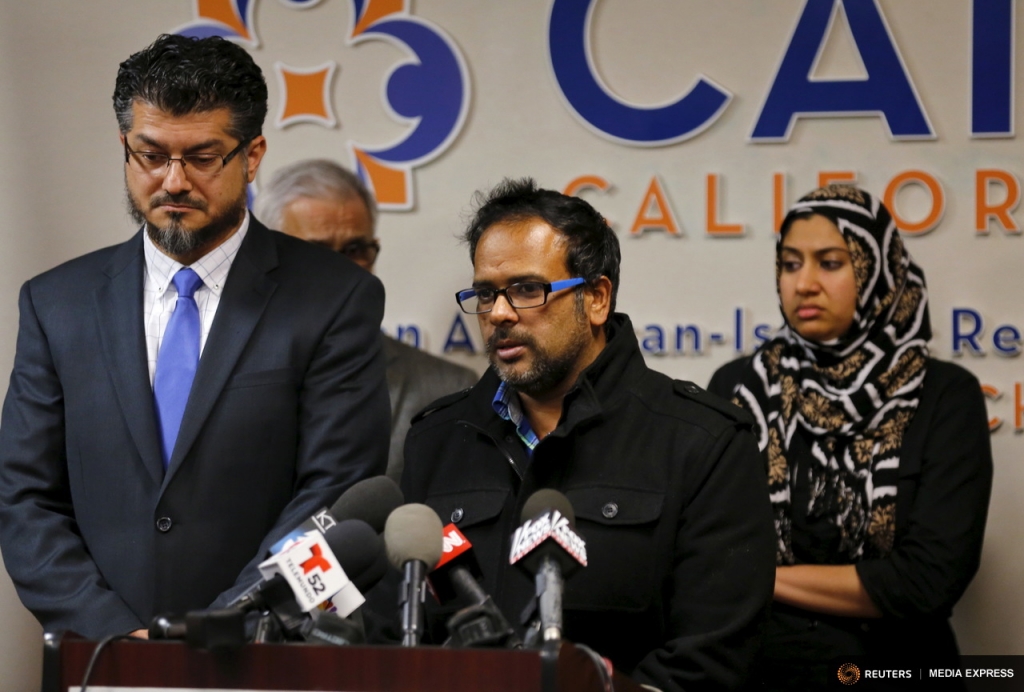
224, 367, 295, 390
562, 487, 666, 612
422, 489, 510, 600
424, 489, 508, 529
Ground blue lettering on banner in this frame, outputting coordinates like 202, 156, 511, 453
641, 308, 773, 356
952, 308, 986, 355
951, 308, 1024, 358
751, 0, 933, 141
676, 325, 703, 354
992, 325, 1022, 357
972, 0, 1014, 137
395, 325, 422, 348
641, 326, 665, 354
548, 0, 731, 145
444, 313, 477, 354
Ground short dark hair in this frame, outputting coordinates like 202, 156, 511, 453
463, 178, 621, 312
113, 34, 267, 143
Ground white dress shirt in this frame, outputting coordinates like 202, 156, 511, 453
143, 212, 250, 385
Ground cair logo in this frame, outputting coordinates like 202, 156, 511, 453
172, 0, 470, 211
838, 662, 862, 686
547, 0, 937, 145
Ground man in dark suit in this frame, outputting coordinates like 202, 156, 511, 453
0, 35, 390, 639
256, 159, 477, 483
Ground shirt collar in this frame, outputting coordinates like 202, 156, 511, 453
491, 380, 541, 452
143, 210, 250, 296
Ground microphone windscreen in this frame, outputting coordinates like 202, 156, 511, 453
521, 488, 575, 526
322, 519, 389, 592
384, 504, 444, 570
331, 476, 405, 533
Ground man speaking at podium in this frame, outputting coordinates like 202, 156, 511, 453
400, 179, 776, 690
0, 34, 389, 639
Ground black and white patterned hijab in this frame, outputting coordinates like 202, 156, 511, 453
732, 184, 931, 564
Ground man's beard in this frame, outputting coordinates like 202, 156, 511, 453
126, 184, 246, 258
485, 308, 591, 398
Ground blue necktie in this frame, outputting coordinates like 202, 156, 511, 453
153, 268, 203, 469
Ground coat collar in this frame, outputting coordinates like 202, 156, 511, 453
553, 313, 647, 436
95, 232, 163, 484
459, 313, 647, 439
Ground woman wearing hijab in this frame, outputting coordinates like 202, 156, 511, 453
709, 184, 992, 689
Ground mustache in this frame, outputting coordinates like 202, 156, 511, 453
149, 193, 207, 212
486, 327, 537, 353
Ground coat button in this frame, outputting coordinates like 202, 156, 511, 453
156, 517, 173, 533
601, 502, 618, 519
451, 508, 465, 523
683, 383, 701, 394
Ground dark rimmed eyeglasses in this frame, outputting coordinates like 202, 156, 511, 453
456, 277, 586, 314
123, 138, 250, 177
340, 238, 380, 264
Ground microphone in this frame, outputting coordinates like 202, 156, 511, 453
299, 609, 367, 646
332, 475, 405, 533
207, 519, 386, 642
430, 523, 520, 648
430, 523, 483, 602
270, 475, 404, 554
277, 519, 388, 646
149, 608, 247, 649
508, 489, 587, 645
383, 504, 444, 647
251, 519, 386, 617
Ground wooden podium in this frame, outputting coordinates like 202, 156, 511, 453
43, 633, 645, 692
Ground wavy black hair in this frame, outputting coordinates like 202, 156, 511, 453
463, 178, 621, 313
113, 34, 267, 143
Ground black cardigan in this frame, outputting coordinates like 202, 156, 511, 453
709, 357, 992, 679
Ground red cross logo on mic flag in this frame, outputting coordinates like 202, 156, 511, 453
300, 544, 331, 574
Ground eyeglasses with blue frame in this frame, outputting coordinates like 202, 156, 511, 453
455, 277, 586, 314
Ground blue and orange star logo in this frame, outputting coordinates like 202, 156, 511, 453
274, 62, 338, 128
174, 0, 469, 211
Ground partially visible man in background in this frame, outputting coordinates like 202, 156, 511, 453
0, 35, 390, 639
257, 160, 477, 483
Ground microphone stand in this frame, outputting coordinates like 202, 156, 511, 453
399, 560, 427, 646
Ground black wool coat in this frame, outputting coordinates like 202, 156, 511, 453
401, 314, 777, 692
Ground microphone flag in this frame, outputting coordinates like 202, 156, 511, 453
258, 530, 363, 615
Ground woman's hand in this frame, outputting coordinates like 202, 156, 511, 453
774, 564, 883, 618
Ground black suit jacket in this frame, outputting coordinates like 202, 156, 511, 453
0, 218, 390, 638
382, 336, 476, 484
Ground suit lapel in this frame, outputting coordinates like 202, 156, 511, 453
162, 220, 279, 488
94, 231, 165, 485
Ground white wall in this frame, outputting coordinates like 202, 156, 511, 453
0, 1, 1020, 689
